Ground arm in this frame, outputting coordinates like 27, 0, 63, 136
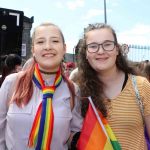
0, 74, 17, 149
0, 81, 9, 149
141, 78, 150, 140
145, 116, 150, 140
69, 83, 83, 149
70, 83, 83, 132
0, 88, 7, 150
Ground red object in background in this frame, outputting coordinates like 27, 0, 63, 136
64, 62, 75, 78
66, 62, 75, 69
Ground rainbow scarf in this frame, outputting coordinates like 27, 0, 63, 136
28, 64, 62, 150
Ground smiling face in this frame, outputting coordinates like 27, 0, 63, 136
85, 28, 119, 73
32, 24, 66, 72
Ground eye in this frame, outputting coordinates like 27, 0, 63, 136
36, 40, 44, 44
38, 41, 44, 43
89, 44, 98, 49
53, 40, 59, 43
103, 42, 113, 47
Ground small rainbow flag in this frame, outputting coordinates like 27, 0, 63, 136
77, 97, 121, 150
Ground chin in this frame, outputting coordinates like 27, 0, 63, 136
39, 61, 60, 70
46, 64, 60, 71
95, 66, 107, 71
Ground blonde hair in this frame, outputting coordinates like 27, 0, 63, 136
31, 22, 65, 46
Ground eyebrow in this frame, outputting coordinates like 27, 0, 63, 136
50, 36, 60, 39
35, 36, 60, 40
87, 40, 115, 44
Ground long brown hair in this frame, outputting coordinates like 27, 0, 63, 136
12, 23, 66, 106
77, 23, 136, 117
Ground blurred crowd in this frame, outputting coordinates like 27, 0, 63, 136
1, 52, 150, 88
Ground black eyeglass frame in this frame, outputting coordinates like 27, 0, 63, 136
86, 40, 117, 53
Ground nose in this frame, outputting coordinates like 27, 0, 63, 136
44, 41, 52, 50
97, 44, 104, 54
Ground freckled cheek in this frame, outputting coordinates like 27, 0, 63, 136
33, 44, 43, 50
112, 53, 118, 59
86, 56, 95, 66
86, 51, 90, 59
86, 53, 95, 62
34, 47, 43, 54
34, 52, 44, 61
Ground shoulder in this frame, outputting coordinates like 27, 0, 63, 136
69, 68, 78, 80
129, 74, 149, 87
66, 78, 80, 95
70, 68, 78, 76
135, 75, 150, 89
1, 73, 18, 87
136, 75, 147, 83
0, 71, 25, 92
130, 74, 150, 94
129, 74, 150, 116
129, 74, 150, 97
0, 73, 18, 103
134, 75, 150, 112
72, 81, 80, 95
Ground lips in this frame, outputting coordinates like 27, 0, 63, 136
96, 57, 108, 61
42, 53, 55, 57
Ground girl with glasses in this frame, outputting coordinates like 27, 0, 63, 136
77, 23, 150, 150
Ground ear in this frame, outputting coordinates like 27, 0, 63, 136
31, 46, 35, 56
86, 50, 88, 59
63, 44, 67, 53
61, 44, 66, 60
116, 44, 120, 56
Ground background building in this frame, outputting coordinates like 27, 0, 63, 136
0, 8, 149, 74
0, 7, 33, 73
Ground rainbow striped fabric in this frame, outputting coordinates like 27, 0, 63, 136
28, 64, 62, 150
77, 97, 121, 150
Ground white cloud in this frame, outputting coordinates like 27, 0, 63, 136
120, 24, 150, 35
66, 0, 85, 10
22, 7, 33, 17
107, 0, 119, 6
111, 2, 119, 7
66, 39, 77, 54
82, 9, 104, 20
55, 1, 64, 8
118, 24, 150, 45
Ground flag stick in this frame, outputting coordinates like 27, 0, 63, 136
88, 96, 109, 138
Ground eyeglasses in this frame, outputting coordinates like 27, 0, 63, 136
86, 40, 116, 53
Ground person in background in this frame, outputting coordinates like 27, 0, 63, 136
22, 57, 33, 70
0, 55, 7, 73
69, 39, 83, 82
64, 62, 75, 78
77, 23, 150, 149
0, 53, 22, 87
0, 22, 82, 150
142, 61, 150, 82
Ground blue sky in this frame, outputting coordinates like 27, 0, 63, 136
0, 0, 150, 57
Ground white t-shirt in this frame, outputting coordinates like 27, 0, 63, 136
0, 73, 83, 150
69, 68, 78, 81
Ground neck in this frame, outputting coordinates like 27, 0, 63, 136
98, 67, 122, 83
99, 69, 125, 99
39, 69, 57, 75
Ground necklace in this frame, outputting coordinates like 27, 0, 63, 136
39, 69, 57, 75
